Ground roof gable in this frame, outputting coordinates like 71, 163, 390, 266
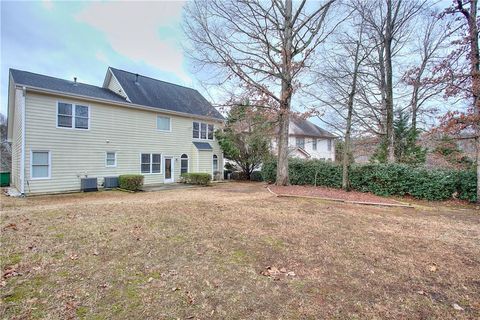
289, 117, 336, 138
109, 68, 224, 120
10, 69, 128, 103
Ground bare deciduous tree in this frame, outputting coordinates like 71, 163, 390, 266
403, 13, 449, 131
354, 0, 427, 162
183, 0, 339, 185
309, 16, 371, 190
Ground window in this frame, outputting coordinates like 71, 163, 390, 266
106, 152, 116, 167
193, 121, 214, 140
157, 115, 171, 131
296, 137, 305, 149
180, 154, 189, 174
193, 122, 199, 138
75, 105, 89, 129
141, 153, 161, 174
57, 102, 89, 129
31, 151, 50, 179
212, 154, 218, 172
200, 123, 207, 139
152, 154, 161, 173
312, 139, 317, 151
208, 124, 214, 140
58, 103, 72, 128
327, 139, 332, 151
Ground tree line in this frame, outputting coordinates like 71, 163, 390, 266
183, 0, 479, 202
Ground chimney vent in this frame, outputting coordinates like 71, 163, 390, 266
135, 73, 139, 84
73, 77, 77, 86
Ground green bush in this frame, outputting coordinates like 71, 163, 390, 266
456, 170, 477, 202
250, 171, 263, 181
261, 158, 477, 202
181, 173, 211, 185
118, 174, 144, 191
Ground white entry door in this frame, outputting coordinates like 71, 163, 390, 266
164, 156, 174, 183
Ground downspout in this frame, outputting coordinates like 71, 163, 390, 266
20, 86, 26, 195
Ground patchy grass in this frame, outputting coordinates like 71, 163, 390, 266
1, 182, 479, 319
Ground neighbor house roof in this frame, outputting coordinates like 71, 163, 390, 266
9, 68, 224, 121
10, 69, 128, 103
290, 117, 336, 138
109, 68, 224, 120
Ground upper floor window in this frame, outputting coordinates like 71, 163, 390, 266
208, 124, 214, 140
57, 102, 89, 129
327, 139, 332, 151
156, 115, 171, 131
192, 121, 214, 140
312, 139, 317, 151
296, 137, 305, 149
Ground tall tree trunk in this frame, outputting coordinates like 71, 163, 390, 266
385, 0, 395, 163
343, 103, 353, 190
466, 0, 480, 202
411, 85, 419, 132
276, 0, 293, 186
343, 40, 361, 190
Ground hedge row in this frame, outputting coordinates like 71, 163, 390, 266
261, 158, 477, 202
119, 174, 144, 191
181, 173, 212, 185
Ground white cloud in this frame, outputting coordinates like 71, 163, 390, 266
76, 1, 190, 82
95, 50, 108, 64
41, 0, 54, 11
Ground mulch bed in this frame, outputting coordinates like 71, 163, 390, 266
269, 185, 404, 205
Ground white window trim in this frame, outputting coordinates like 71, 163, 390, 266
192, 121, 215, 141
163, 155, 175, 182
180, 154, 189, 174
312, 138, 317, 151
105, 151, 117, 168
140, 153, 162, 174
212, 154, 219, 175
56, 101, 91, 130
156, 115, 172, 132
296, 137, 305, 149
30, 150, 51, 180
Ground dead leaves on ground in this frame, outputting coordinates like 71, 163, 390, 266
260, 266, 296, 280
2, 264, 22, 279
2, 223, 18, 231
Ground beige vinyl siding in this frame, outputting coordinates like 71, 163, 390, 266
196, 150, 213, 175
24, 91, 223, 194
11, 88, 24, 192
106, 72, 128, 99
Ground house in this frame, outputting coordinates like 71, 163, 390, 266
7, 67, 224, 195
271, 117, 336, 160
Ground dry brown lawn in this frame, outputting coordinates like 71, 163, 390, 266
1, 182, 479, 319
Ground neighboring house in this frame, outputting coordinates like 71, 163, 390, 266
7, 67, 224, 195
271, 117, 336, 160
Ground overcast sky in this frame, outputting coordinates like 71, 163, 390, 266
0, 0, 190, 116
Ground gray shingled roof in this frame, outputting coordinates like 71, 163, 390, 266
290, 117, 336, 138
9, 68, 224, 120
10, 69, 128, 103
110, 68, 224, 120
193, 142, 213, 150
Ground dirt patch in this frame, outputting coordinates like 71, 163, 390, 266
270, 184, 403, 205
1, 182, 479, 319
